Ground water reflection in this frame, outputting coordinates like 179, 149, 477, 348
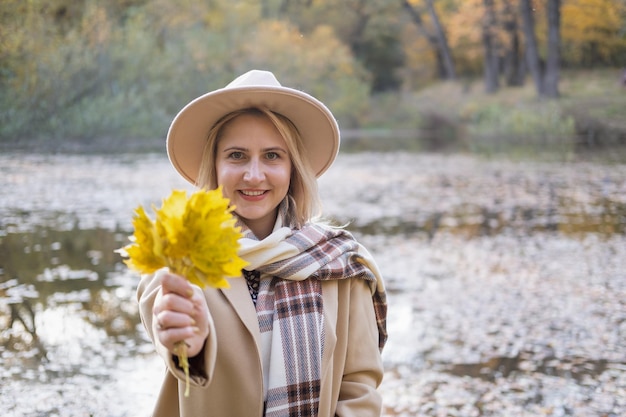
443, 352, 612, 383
0, 226, 144, 382
348, 197, 626, 238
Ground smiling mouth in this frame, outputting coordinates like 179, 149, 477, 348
240, 190, 266, 196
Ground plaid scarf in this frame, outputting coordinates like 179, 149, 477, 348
237, 212, 387, 417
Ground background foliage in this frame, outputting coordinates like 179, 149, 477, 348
1, 0, 625, 155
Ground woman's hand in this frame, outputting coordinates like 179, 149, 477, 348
153, 271, 210, 358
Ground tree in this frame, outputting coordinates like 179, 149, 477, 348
559, 0, 626, 67
501, 0, 524, 86
343, 0, 405, 92
520, 0, 544, 95
519, 0, 561, 98
445, 0, 525, 86
482, 0, 500, 93
402, 0, 456, 80
544, 0, 561, 97
277, 0, 406, 92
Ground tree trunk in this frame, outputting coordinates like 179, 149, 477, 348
544, 0, 561, 97
425, 0, 456, 80
482, 0, 499, 93
502, 1, 524, 86
402, 0, 456, 80
519, 0, 544, 95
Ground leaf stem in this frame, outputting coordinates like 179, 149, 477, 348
174, 341, 191, 397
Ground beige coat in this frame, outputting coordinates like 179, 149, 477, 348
137, 270, 384, 417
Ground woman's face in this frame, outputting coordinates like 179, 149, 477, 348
215, 113, 292, 239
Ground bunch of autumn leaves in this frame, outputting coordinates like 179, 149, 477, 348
121, 187, 247, 288
118, 187, 248, 396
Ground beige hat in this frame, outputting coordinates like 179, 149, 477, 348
166, 70, 340, 184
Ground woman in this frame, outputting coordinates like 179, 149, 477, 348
137, 70, 387, 417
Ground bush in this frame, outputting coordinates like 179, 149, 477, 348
461, 102, 576, 156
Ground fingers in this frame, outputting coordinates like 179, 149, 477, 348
154, 271, 209, 356
154, 299, 201, 352
154, 272, 195, 328
155, 272, 195, 317
157, 290, 194, 317
157, 321, 200, 351
155, 309, 197, 331
161, 272, 195, 298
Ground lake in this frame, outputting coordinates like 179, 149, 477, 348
1, 152, 625, 416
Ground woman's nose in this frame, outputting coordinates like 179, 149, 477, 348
243, 159, 264, 182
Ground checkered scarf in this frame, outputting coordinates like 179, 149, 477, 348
237, 211, 387, 417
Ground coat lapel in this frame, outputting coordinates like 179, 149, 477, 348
221, 276, 262, 354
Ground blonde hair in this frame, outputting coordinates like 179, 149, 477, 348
196, 107, 321, 228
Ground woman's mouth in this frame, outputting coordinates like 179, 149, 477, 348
240, 190, 266, 197
239, 190, 267, 200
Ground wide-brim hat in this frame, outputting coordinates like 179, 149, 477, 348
166, 70, 340, 184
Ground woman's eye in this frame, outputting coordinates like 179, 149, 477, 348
266, 152, 279, 160
229, 151, 244, 160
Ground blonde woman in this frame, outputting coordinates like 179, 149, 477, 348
137, 70, 387, 417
